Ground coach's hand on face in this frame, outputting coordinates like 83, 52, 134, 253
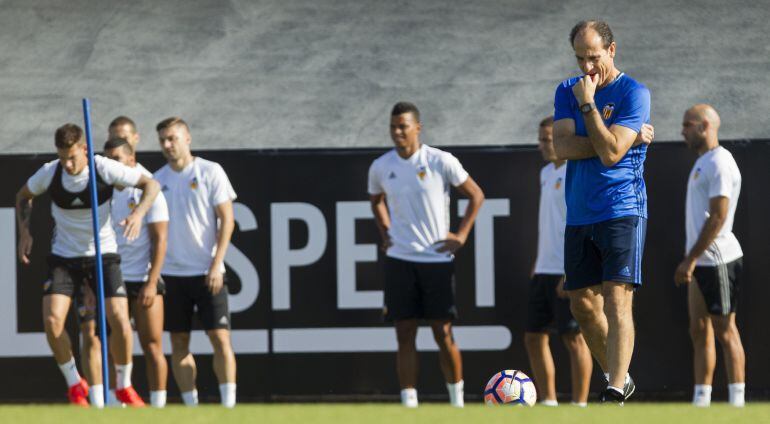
572, 73, 599, 105
17, 230, 33, 265
436, 232, 466, 254
674, 257, 697, 286
120, 211, 145, 241
633, 123, 655, 147
206, 264, 224, 295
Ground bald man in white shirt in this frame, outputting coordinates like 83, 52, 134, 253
676, 104, 746, 408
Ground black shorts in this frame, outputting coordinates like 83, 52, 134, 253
125, 279, 167, 301
76, 278, 167, 323
694, 258, 742, 316
525, 274, 580, 334
44, 253, 126, 299
163, 275, 230, 332
564, 216, 647, 290
383, 256, 457, 321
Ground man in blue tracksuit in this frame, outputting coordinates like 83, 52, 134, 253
552, 20, 654, 404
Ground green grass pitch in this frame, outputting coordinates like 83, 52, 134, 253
1, 403, 769, 424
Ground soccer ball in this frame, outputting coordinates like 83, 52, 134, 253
483, 370, 537, 406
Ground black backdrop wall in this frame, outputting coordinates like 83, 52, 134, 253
0, 140, 768, 403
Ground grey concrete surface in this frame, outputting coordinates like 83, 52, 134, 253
0, 0, 768, 153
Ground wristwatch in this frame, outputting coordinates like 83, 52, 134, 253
579, 102, 596, 114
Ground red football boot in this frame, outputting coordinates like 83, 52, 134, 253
115, 386, 146, 407
67, 378, 90, 407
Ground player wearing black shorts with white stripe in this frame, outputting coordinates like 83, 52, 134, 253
675, 104, 745, 407
154, 117, 237, 408
79, 119, 170, 408
15, 124, 158, 407
524, 116, 592, 407
80, 136, 170, 408
368, 102, 485, 408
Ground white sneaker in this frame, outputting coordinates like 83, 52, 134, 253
401, 388, 418, 408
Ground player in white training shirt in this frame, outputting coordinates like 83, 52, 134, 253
78, 118, 169, 407
524, 116, 592, 407
79, 135, 170, 408
675, 104, 745, 407
153, 117, 237, 408
368, 102, 485, 408
15, 124, 158, 407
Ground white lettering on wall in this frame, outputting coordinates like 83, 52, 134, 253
336, 201, 381, 309
225, 202, 260, 313
270, 203, 327, 310
458, 199, 510, 307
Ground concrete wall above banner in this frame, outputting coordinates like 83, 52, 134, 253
0, 0, 769, 153
0, 140, 768, 402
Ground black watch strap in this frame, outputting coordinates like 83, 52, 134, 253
580, 102, 596, 114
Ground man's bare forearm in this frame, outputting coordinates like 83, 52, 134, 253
455, 178, 485, 240
456, 199, 482, 240
133, 179, 160, 217
213, 212, 234, 270
554, 133, 597, 160
583, 109, 638, 166
147, 222, 167, 286
15, 190, 33, 234
370, 196, 391, 240
686, 215, 724, 262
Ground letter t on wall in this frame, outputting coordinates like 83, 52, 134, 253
458, 199, 510, 307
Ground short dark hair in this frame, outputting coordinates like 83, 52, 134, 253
108, 116, 137, 133
570, 20, 614, 49
156, 116, 189, 133
103, 137, 134, 155
539, 116, 554, 128
54, 124, 84, 149
391, 102, 420, 122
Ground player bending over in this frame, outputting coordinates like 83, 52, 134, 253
15, 123, 159, 406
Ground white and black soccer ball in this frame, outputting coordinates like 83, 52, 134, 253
483, 369, 537, 406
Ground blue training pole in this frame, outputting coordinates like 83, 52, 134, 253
82, 98, 110, 407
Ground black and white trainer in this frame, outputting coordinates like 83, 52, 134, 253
599, 387, 625, 405
623, 374, 636, 399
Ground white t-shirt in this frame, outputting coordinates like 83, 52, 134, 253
110, 163, 169, 282
154, 157, 237, 276
367, 145, 469, 263
685, 146, 743, 266
534, 162, 567, 275
26, 155, 143, 258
